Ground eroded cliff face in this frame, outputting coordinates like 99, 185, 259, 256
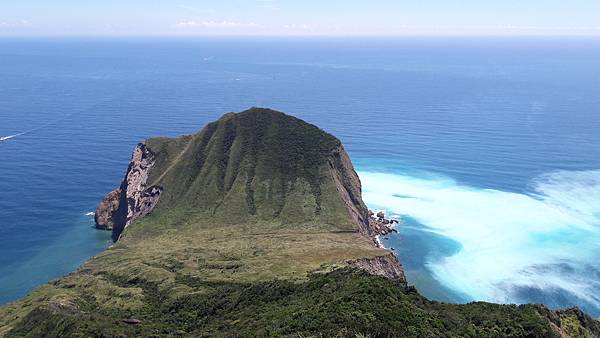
347, 254, 406, 282
327, 144, 398, 241
94, 143, 162, 241
328, 144, 371, 235
326, 145, 407, 282
94, 189, 121, 231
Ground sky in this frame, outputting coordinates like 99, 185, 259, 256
1, 0, 600, 36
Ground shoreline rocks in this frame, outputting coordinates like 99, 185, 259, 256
94, 189, 122, 231
367, 210, 399, 236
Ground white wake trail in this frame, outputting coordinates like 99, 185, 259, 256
0, 135, 17, 141
0, 121, 59, 142
0, 132, 26, 142
0, 98, 113, 143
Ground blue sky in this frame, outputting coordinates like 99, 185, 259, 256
1, 0, 599, 36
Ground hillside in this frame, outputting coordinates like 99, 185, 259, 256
0, 108, 599, 337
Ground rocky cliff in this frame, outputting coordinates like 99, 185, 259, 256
95, 143, 162, 241
327, 143, 373, 236
347, 253, 406, 281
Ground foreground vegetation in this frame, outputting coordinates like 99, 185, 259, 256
7, 268, 600, 337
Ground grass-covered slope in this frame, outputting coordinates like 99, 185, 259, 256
1, 108, 599, 337
142, 107, 365, 231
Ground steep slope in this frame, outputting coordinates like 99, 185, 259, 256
96, 108, 374, 241
1, 108, 598, 337
150, 108, 371, 231
94, 143, 162, 241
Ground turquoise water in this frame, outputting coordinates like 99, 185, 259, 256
1, 37, 599, 315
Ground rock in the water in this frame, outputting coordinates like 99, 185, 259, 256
94, 188, 122, 230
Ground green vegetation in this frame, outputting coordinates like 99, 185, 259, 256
144, 108, 350, 229
1, 108, 598, 337
9, 269, 599, 337
4, 266, 600, 337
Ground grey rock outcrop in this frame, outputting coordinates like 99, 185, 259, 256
347, 254, 406, 283
94, 143, 162, 241
94, 189, 122, 230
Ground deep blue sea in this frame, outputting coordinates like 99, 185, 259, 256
1, 37, 599, 315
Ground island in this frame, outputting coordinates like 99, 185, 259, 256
0, 108, 598, 337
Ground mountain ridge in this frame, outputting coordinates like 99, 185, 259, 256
97, 107, 377, 242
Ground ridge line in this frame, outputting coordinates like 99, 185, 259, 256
150, 136, 195, 186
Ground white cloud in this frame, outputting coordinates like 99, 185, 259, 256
175, 20, 261, 29
0, 19, 31, 28
262, 5, 281, 11
176, 5, 215, 16
255, 0, 280, 12
283, 24, 315, 30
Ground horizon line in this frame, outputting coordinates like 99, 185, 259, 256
1, 33, 600, 39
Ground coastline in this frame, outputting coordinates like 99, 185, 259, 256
0, 212, 111, 306
1, 109, 599, 337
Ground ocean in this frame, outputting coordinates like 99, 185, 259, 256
1, 37, 599, 315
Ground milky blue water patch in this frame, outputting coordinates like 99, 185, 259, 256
378, 217, 469, 303
0, 213, 112, 304
359, 170, 600, 316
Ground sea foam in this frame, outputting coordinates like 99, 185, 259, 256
359, 169, 600, 310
